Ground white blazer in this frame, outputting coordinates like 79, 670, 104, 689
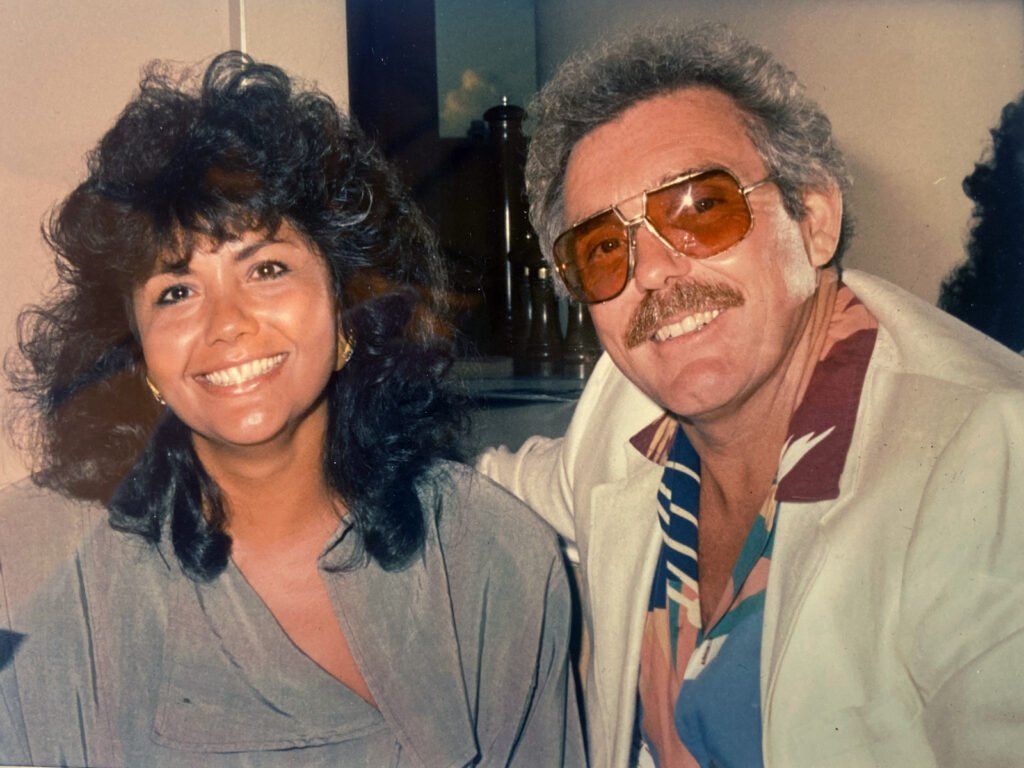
479, 270, 1024, 767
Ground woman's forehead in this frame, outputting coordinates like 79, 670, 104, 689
150, 220, 281, 270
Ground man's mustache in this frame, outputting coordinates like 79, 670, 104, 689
626, 281, 744, 348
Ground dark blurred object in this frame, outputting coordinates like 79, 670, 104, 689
346, 4, 597, 372
563, 301, 603, 379
347, 0, 439, 203
525, 266, 564, 377
347, 0, 500, 355
454, 358, 583, 456
510, 230, 544, 371
485, 99, 530, 355
939, 93, 1024, 352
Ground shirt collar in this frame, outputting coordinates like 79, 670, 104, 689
155, 495, 478, 766
629, 282, 878, 503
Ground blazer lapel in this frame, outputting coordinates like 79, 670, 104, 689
584, 442, 663, 766
760, 499, 832, 716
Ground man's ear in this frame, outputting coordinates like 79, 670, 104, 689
799, 184, 843, 268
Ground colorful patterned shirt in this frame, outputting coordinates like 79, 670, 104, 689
636, 284, 879, 766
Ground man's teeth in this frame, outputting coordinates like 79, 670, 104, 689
654, 309, 722, 341
203, 354, 286, 387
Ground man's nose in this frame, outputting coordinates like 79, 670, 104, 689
204, 289, 258, 345
631, 221, 692, 292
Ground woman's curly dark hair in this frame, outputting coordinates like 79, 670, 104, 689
939, 93, 1024, 352
5, 52, 466, 579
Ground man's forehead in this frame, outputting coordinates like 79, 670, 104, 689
563, 87, 761, 218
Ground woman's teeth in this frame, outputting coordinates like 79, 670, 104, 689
202, 354, 286, 387
654, 309, 722, 341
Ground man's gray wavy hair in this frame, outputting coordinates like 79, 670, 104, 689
526, 23, 852, 274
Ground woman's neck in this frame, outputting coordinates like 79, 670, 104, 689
192, 402, 341, 549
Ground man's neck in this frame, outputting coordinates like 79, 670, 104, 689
681, 270, 840, 518
676, 271, 839, 626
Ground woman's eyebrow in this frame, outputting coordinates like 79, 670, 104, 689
155, 257, 191, 276
234, 239, 272, 262
152, 236, 287, 274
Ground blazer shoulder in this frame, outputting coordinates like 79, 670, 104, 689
846, 269, 1024, 392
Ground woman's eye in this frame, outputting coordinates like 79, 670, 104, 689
156, 284, 192, 305
252, 261, 289, 280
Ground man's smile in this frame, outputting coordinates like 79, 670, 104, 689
625, 281, 744, 348
653, 308, 723, 341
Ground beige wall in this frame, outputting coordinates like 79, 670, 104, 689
0, 0, 348, 487
245, 0, 349, 104
536, 0, 1024, 302
5, 1, 1020, 486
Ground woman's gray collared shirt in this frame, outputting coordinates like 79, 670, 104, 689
0, 465, 584, 767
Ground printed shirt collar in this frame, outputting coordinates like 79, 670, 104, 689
629, 282, 878, 503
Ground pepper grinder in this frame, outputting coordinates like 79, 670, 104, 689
526, 265, 563, 377
483, 97, 528, 356
562, 300, 603, 378
510, 228, 544, 375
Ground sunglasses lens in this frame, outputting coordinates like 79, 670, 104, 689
553, 170, 758, 304
646, 170, 753, 257
554, 210, 631, 303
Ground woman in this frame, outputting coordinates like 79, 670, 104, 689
939, 92, 1024, 352
0, 52, 583, 766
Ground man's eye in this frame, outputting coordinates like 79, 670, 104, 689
252, 261, 289, 280
156, 285, 192, 305
693, 196, 721, 213
587, 238, 625, 263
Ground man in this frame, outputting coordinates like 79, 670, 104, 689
478, 24, 1024, 767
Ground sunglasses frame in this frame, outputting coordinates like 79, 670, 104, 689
553, 167, 773, 304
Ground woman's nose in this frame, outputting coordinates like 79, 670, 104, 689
204, 289, 258, 345
631, 221, 692, 292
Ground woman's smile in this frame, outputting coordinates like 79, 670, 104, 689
199, 353, 288, 388
133, 222, 338, 450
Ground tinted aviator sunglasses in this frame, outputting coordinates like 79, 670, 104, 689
552, 167, 774, 304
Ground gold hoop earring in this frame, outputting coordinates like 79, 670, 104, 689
145, 375, 166, 405
335, 330, 355, 372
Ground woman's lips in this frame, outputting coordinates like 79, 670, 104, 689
199, 353, 287, 387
